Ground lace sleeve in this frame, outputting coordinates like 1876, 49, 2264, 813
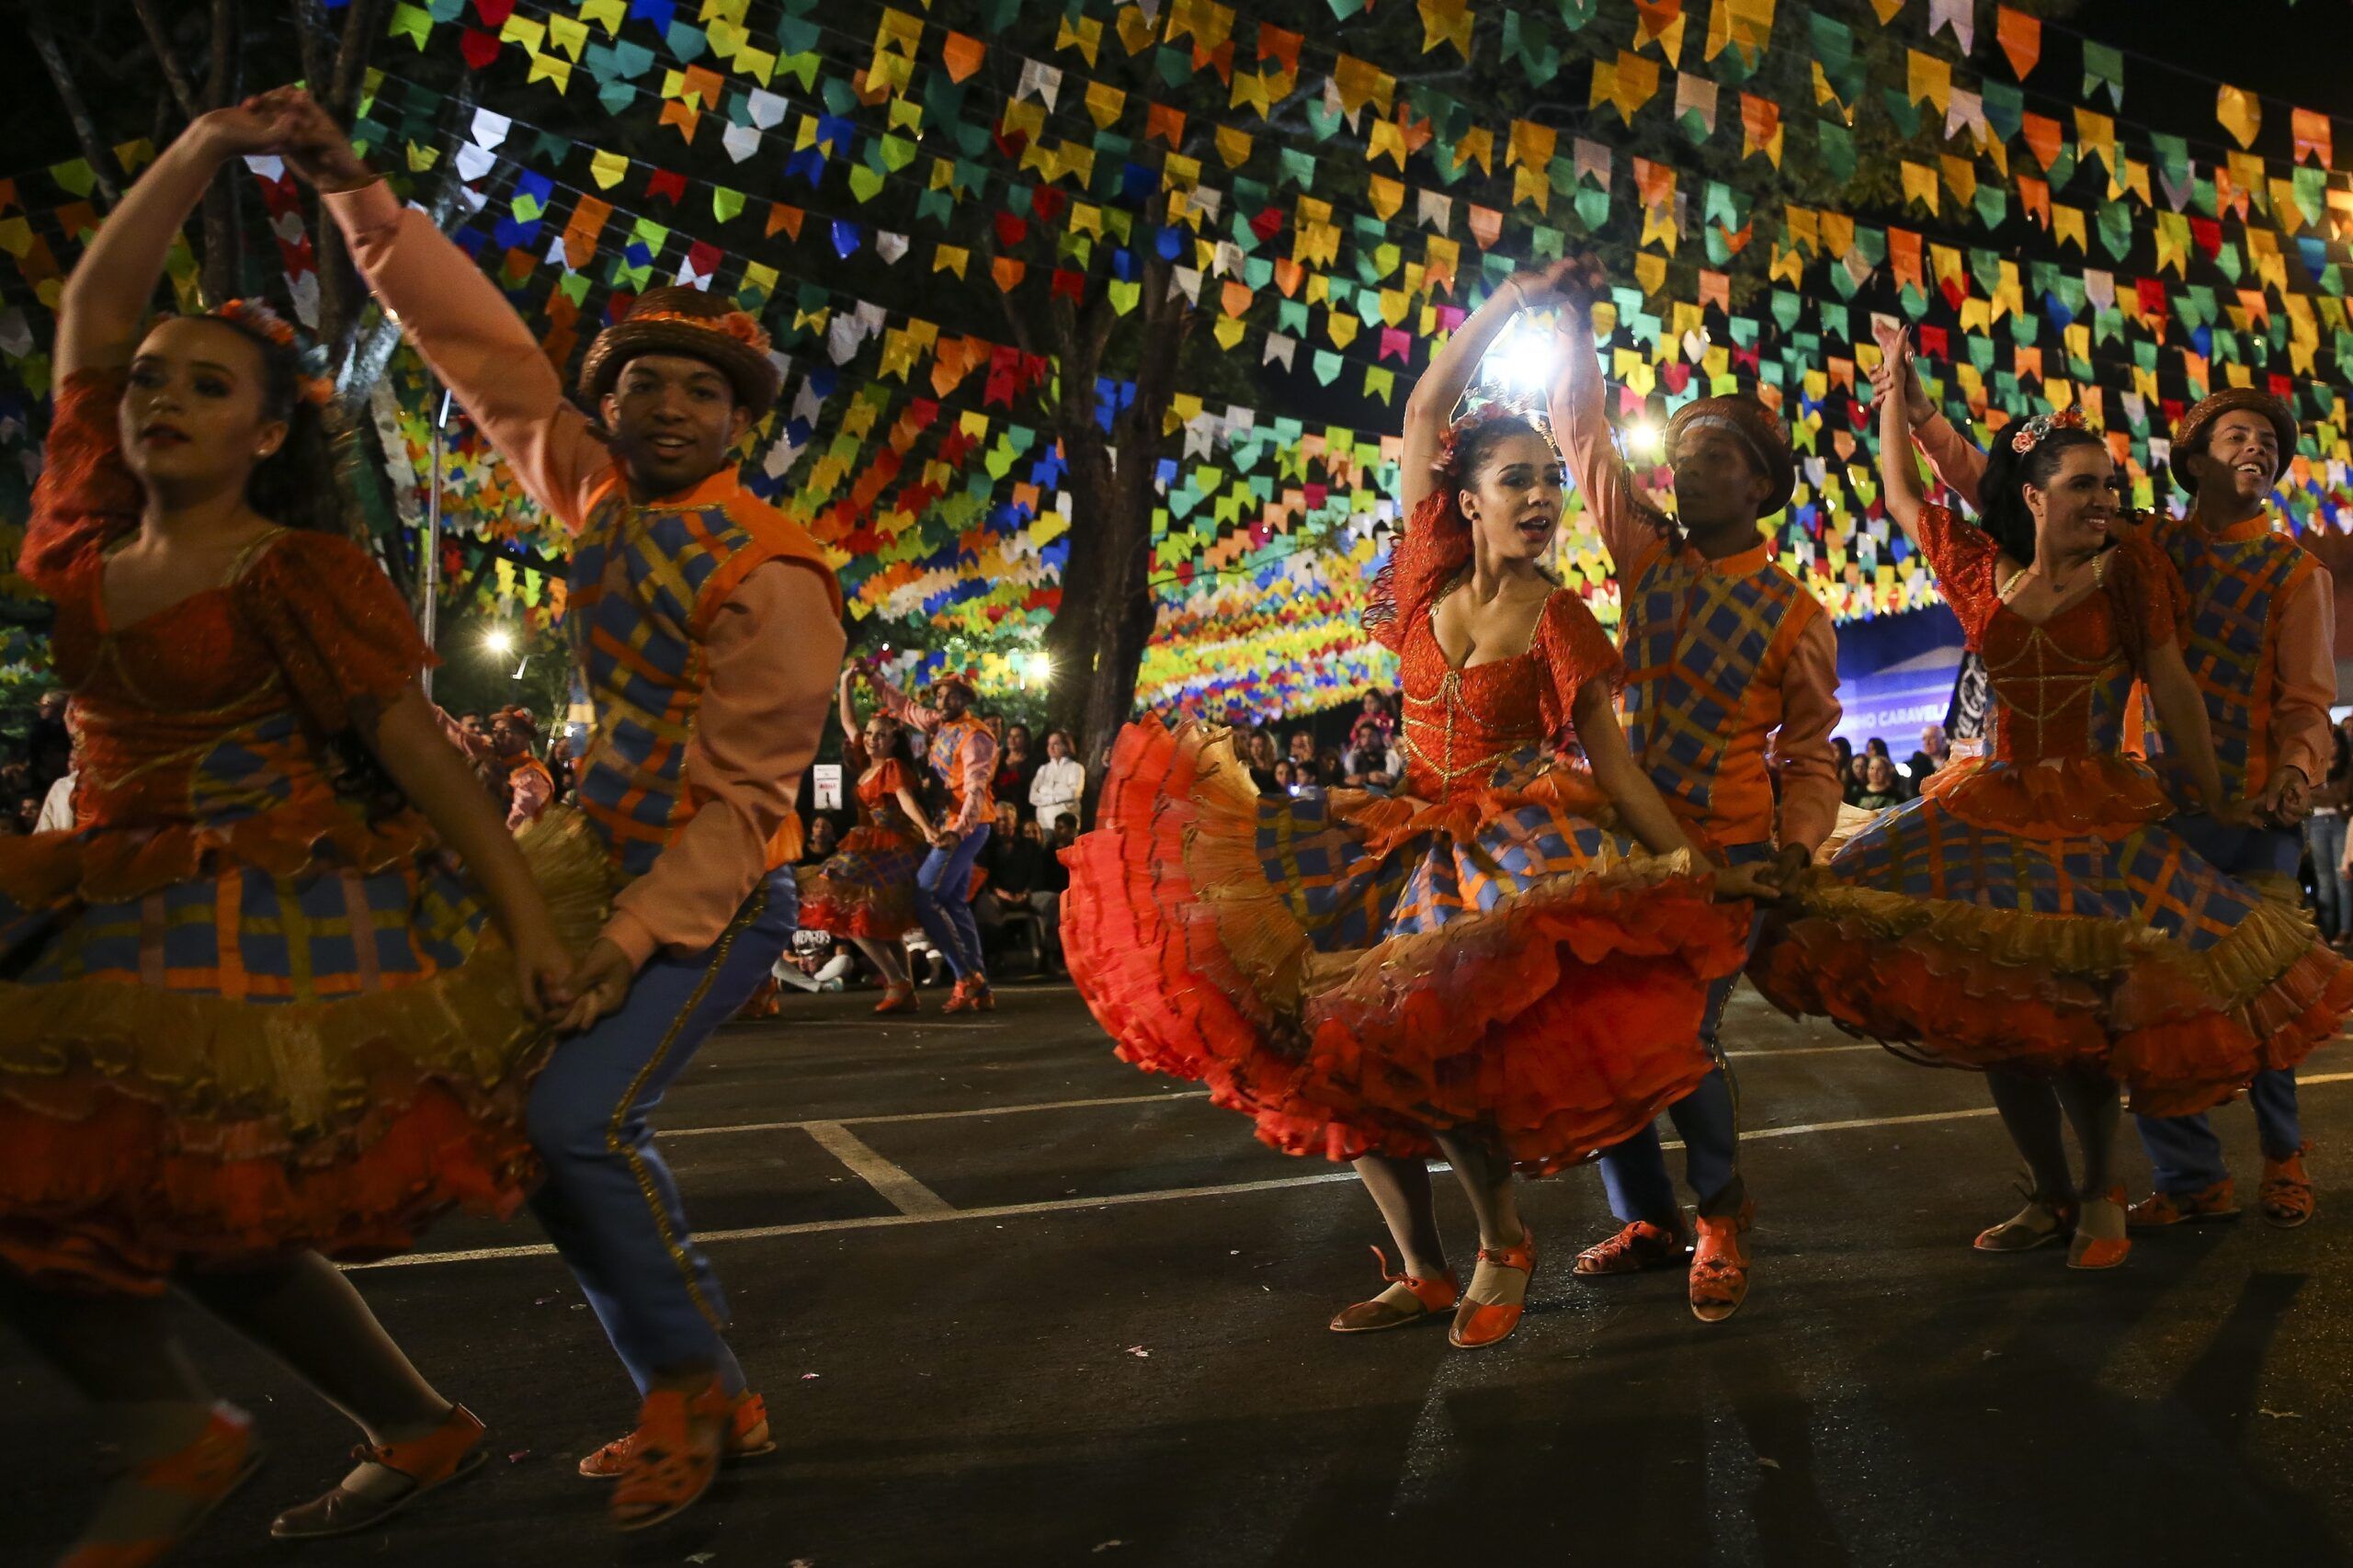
25, 369, 140, 594
1363, 494, 1468, 654
235, 533, 436, 737
1913, 503, 2005, 646
1535, 590, 1626, 746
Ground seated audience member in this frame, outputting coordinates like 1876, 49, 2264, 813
1271, 759, 1297, 795
1343, 719, 1400, 790
1026, 817, 1067, 976
1906, 722, 1949, 799
772, 929, 854, 994
1843, 750, 1874, 805
1029, 729, 1086, 829
1245, 729, 1282, 793
1287, 730, 1317, 768
798, 812, 842, 866
973, 801, 1047, 971
1851, 753, 1904, 812
34, 771, 75, 834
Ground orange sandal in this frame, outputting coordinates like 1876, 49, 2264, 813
1689, 1199, 1756, 1324
269, 1403, 486, 1540
1449, 1224, 1538, 1349
579, 1391, 775, 1478
2068, 1188, 2132, 1271
609, 1381, 729, 1531
57, 1403, 262, 1568
1574, 1219, 1691, 1277
1329, 1246, 1459, 1333
872, 983, 919, 1016
2261, 1145, 2315, 1229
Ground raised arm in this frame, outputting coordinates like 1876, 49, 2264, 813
56, 105, 293, 379
866, 666, 943, 733
1545, 260, 1661, 573
261, 88, 608, 531
1868, 321, 1985, 510
1402, 259, 1573, 517
837, 666, 861, 738
1875, 349, 1932, 548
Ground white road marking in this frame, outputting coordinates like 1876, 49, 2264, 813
658, 1046, 1892, 1142
800, 1120, 955, 1217
352, 1073, 2353, 1270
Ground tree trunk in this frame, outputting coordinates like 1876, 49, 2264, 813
199, 0, 240, 304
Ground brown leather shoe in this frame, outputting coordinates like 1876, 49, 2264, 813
609, 1380, 729, 1531
270, 1404, 485, 1540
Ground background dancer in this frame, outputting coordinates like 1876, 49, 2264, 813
2, 100, 603, 1564
1064, 260, 1770, 1353
1759, 334, 2348, 1272
1547, 261, 1843, 1323
870, 670, 999, 1012
1891, 356, 2339, 1233
276, 88, 845, 1532
799, 668, 935, 1012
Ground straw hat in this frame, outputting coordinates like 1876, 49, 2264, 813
1665, 395, 1797, 515
2168, 388, 2296, 492
577, 286, 780, 415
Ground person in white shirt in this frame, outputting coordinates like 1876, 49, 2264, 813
1029, 729, 1086, 830
35, 772, 75, 835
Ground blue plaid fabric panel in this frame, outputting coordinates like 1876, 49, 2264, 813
1828, 790, 2264, 953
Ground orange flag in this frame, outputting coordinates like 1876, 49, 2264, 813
1994, 6, 2039, 79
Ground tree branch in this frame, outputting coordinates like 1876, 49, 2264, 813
25, 13, 122, 202
129, 0, 203, 119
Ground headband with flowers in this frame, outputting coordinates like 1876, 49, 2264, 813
1429, 397, 1555, 483
2006, 409, 2096, 455
210, 298, 335, 407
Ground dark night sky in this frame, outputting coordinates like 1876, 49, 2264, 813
2060, 0, 2353, 131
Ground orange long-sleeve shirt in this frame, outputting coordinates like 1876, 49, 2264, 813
326, 180, 844, 969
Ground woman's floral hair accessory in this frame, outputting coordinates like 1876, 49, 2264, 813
2007, 409, 2091, 455
1430, 397, 1553, 482
210, 298, 335, 407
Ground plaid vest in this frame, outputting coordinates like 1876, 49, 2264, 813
567, 473, 838, 881
2157, 515, 2314, 801
1619, 542, 1814, 845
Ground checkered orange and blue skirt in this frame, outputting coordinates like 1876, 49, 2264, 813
1063, 717, 1751, 1170
1752, 756, 2353, 1117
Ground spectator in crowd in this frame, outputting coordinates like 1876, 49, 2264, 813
35, 770, 75, 834
546, 729, 575, 802
798, 813, 841, 866
1843, 750, 1874, 805
1831, 734, 1854, 790
1863, 735, 1893, 763
1358, 689, 1398, 738
974, 801, 1048, 972
1851, 754, 1904, 812
1900, 726, 1946, 801
1271, 759, 1297, 795
1029, 729, 1086, 830
995, 723, 1038, 822
1245, 729, 1282, 792
1315, 749, 1345, 793
1024, 817, 1067, 976
2318, 718, 2353, 947
25, 689, 70, 799
1287, 730, 1318, 768
1344, 718, 1400, 790
770, 929, 854, 994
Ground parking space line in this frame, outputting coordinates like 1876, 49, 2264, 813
801, 1120, 955, 1216
354, 1077, 2353, 1271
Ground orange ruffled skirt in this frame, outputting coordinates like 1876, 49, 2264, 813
1754, 756, 2353, 1116
0, 808, 612, 1293
1063, 718, 1750, 1170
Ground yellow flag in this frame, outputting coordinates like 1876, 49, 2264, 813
2217, 85, 2261, 148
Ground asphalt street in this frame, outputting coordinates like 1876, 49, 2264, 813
9, 982, 2353, 1568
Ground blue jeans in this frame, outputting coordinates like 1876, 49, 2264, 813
2305, 813, 2347, 939
525, 869, 797, 1396
1596, 855, 1770, 1225
914, 823, 991, 982
2133, 813, 2305, 1191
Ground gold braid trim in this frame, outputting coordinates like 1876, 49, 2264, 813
0, 807, 614, 1143
1783, 871, 2326, 1012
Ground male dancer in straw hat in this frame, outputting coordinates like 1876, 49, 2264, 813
267, 88, 845, 1529
1547, 260, 1843, 1323
1889, 352, 2336, 1233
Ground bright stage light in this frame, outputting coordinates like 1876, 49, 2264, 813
1626, 419, 1663, 459
483, 629, 515, 657
1485, 318, 1558, 394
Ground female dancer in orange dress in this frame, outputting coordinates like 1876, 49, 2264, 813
799, 668, 937, 1012
1064, 262, 1769, 1350
3, 106, 607, 1564
1754, 333, 2352, 1270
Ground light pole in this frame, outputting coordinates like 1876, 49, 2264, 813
419, 384, 452, 699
